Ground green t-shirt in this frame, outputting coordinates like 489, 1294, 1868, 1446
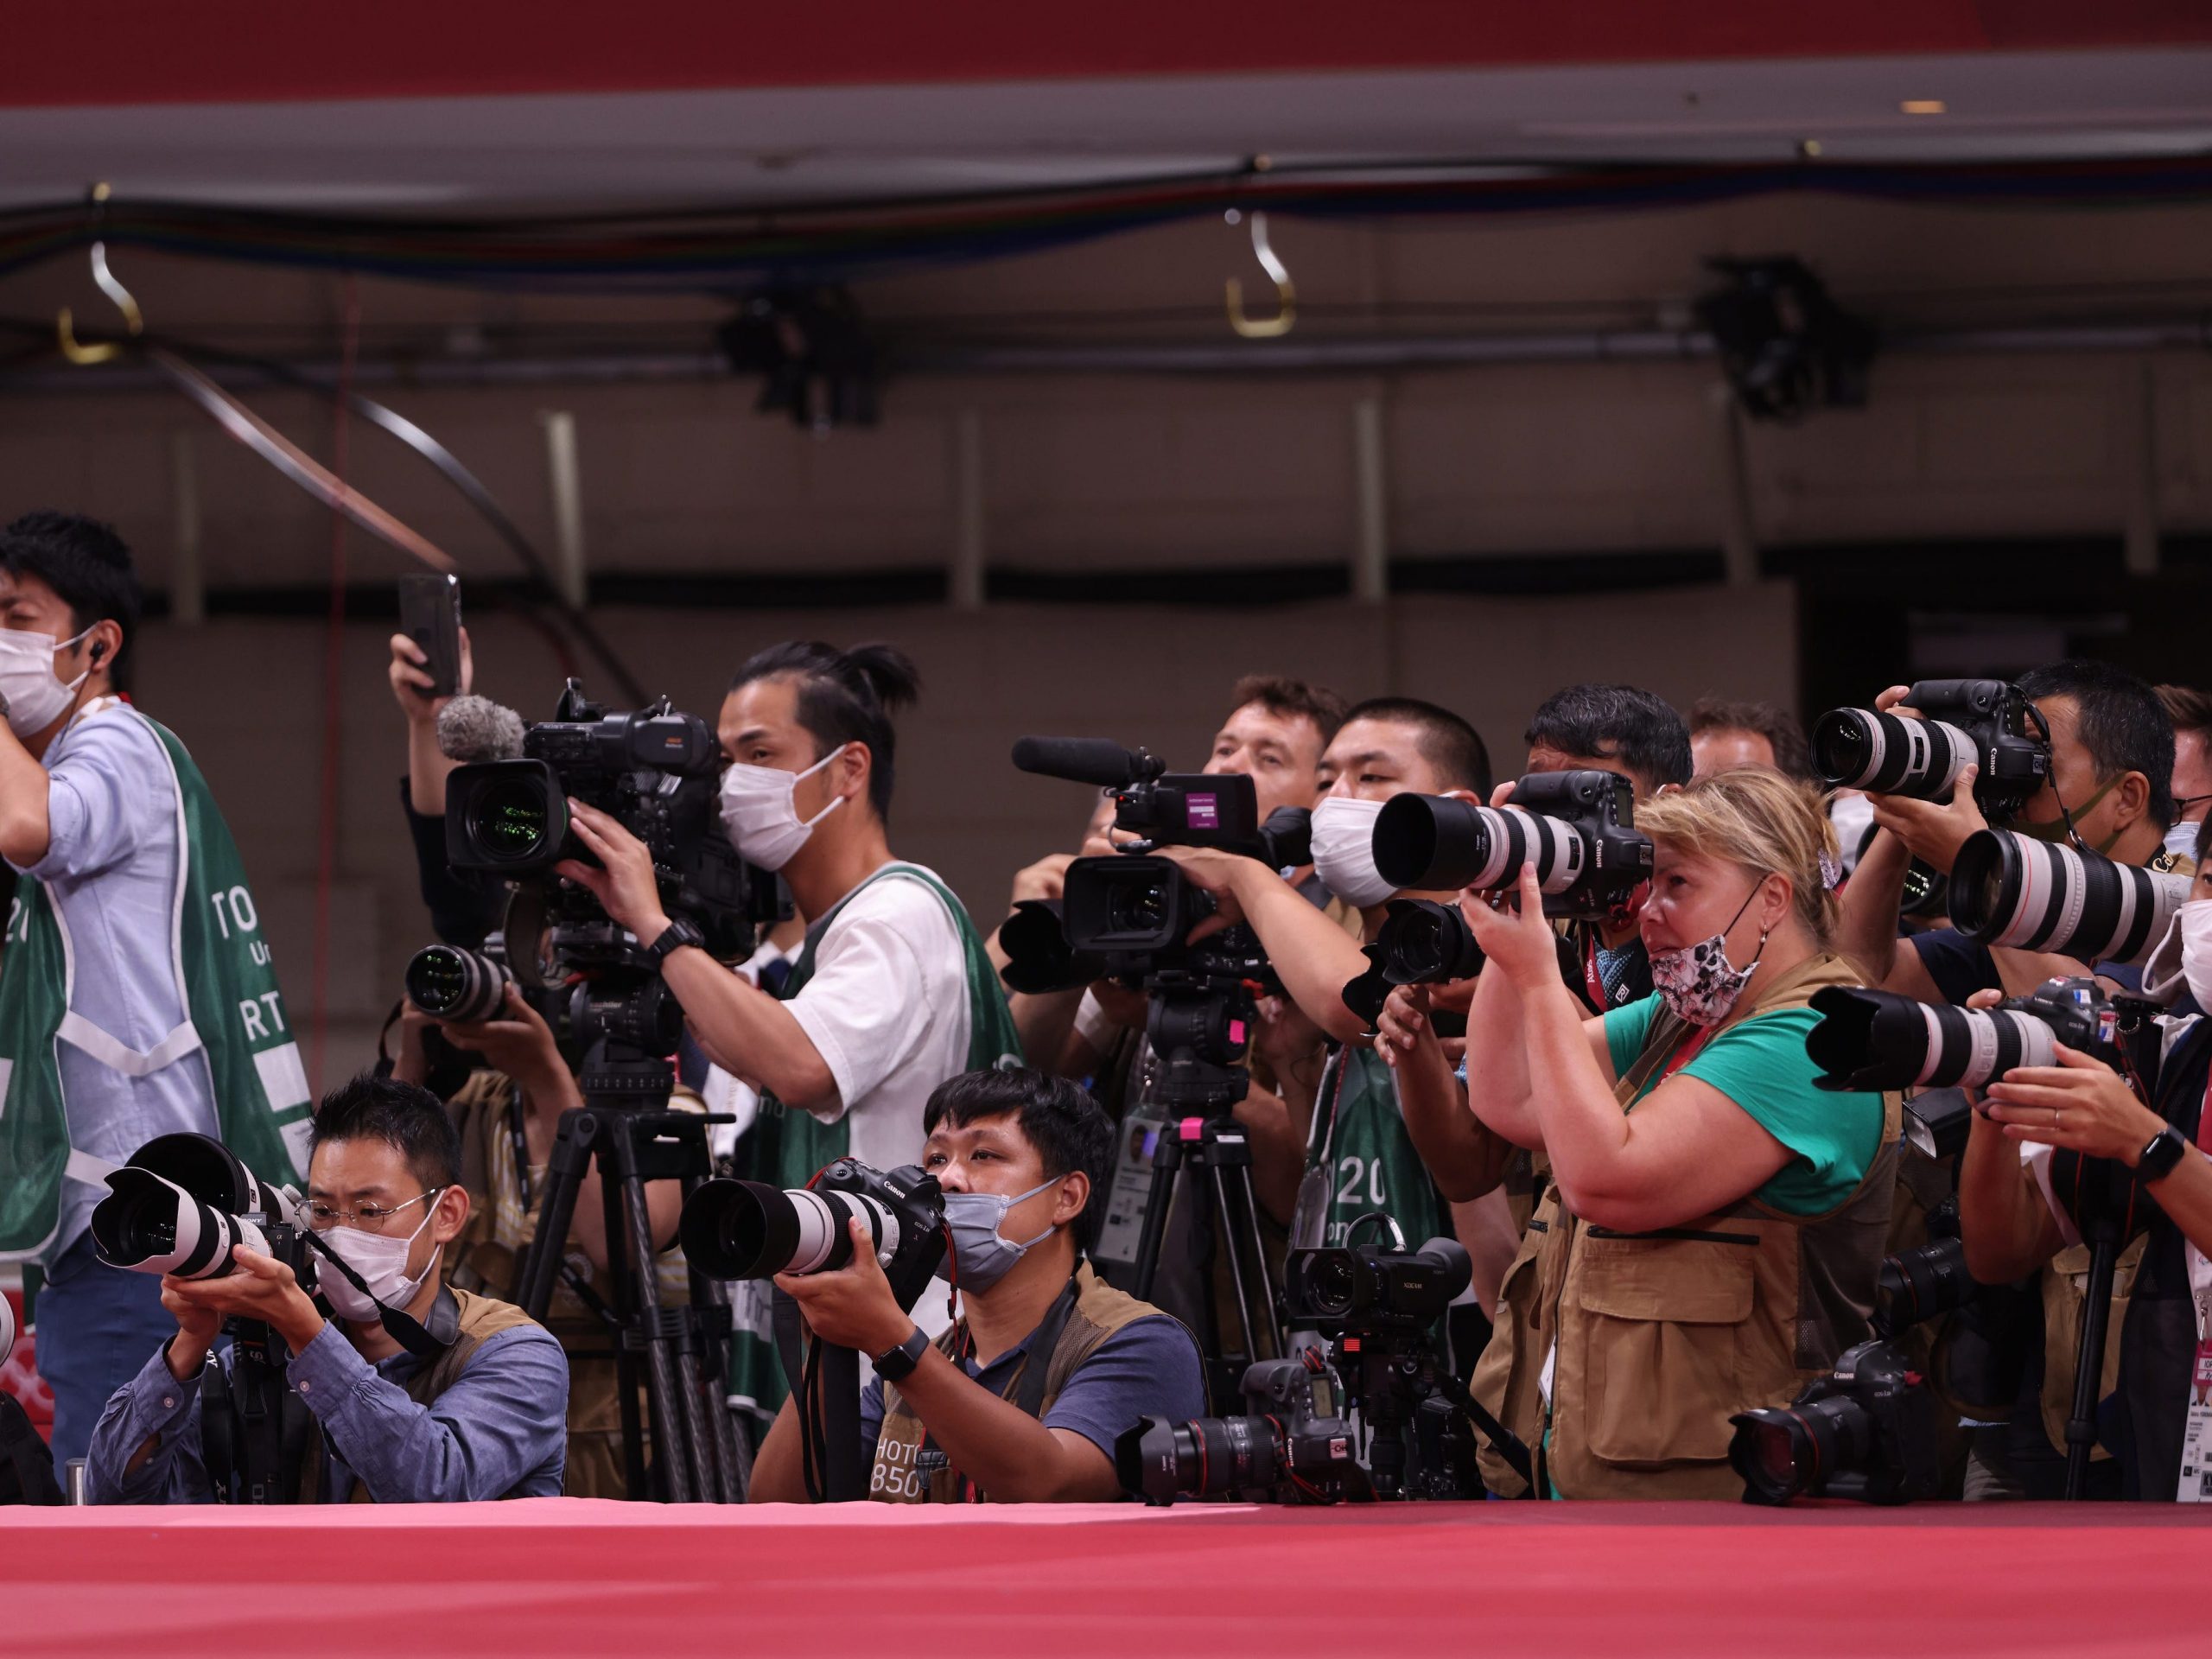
1601, 993, 1884, 1218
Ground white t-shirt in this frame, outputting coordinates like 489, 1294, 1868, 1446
782, 864, 974, 1173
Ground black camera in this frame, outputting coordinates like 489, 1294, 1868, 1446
1116, 1350, 1364, 1505
443, 680, 777, 962
1282, 1233, 1471, 1335
678, 1158, 947, 1313
1806, 974, 2126, 1094
91, 1133, 311, 1287
1877, 1194, 1987, 1338
404, 941, 686, 1060
1812, 678, 2051, 821
1370, 770, 1651, 922
1729, 1338, 1943, 1505
1339, 898, 1484, 1027
1948, 829, 2190, 970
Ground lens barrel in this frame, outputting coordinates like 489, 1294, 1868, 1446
1805, 985, 2059, 1092
404, 944, 513, 1023
1949, 830, 2190, 969
1371, 899, 1484, 984
89, 1167, 270, 1279
1730, 1395, 1876, 1505
1371, 795, 1585, 895
678, 1179, 893, 1280
1114, 1414, 1283, 1503
1811, 709, 1972, 799
1878, 1236, 1979, 1334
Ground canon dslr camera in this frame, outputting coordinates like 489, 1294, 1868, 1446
1730, 1338, 1942, 1505
1813, 678, 2050, 821
679, 1158, 948, 1312
1370, 769, 1651, 922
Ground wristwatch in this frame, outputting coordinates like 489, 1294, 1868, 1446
873, 1324, 931, 1383
2139, 1124, 2190, 1182
643, 917, 704, 968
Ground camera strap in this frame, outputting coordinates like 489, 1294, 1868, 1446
300, 1230, 457, 1357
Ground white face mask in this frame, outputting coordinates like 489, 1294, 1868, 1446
1309, 796, 1395, 909
2164, 818, 2202, 864
2174, 899, 2212, 1014
315, 1196, 445, 1325
1828, 792, 1875, 873
0, 626, 92, 738
717, 744, 849, 873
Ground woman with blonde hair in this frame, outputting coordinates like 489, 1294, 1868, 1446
1391, 766, 1897, 1497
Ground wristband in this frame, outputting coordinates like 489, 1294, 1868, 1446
644, 918, 703, 968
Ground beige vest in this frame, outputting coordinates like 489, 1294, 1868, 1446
1473, 954, 1901, 1499
309, 1286, 543, 1503
871, 1262, 1169, 1503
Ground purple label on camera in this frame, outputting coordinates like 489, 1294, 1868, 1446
1187, 793, 1219, 829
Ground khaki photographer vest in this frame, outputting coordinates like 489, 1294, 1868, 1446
304, 1287, 543, 1503
869, 1262, 1166, 1503
1472, 954, 1901, 1500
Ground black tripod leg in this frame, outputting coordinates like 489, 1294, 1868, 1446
1131, 1135, 1182, 1303
683, 1192, 748, 1503
515, 1109, 595, 1319
1225, 1163, 1285, 1361
1205, 1163, 1260, 1370
594, 1135, 654, 1502
2064, 1234, 2120, 1502
605, 1128, 694, 1503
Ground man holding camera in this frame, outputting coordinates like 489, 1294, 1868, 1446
84, 1073, 569, 1503
748, 1067, 1204, 1503
1839, 659, 2179, 1002
0, 514, 308, 1479
556, 641, 1019, 1414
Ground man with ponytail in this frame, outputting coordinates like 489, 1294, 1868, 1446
556, 640, 1019, 1422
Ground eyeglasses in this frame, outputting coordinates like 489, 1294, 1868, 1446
2175, 792, 2212, 816
304, 1187, 447, 1233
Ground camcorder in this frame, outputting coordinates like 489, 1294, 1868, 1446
89, 1134, 325, 1503
1369, 769, 1652, 923
679, 1158, 948, 1313
1729, 1338, 1943, 1505
1002, 736, 1309, 1110
1812, 678, 2051, 822
1805, 973, 2137, 1094
1117, 1232, 1503, 1504
1947, 829, 2190, 970
435, 679, 785, 1103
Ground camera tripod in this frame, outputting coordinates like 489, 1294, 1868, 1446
2059, 1155, 2143, 1502
1130, 1107, 1287, 1407
514, 1038, 748, 1503
1329, 1325, 1532, 1499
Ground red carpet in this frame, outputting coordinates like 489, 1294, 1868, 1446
1, 1500, 2202, 1656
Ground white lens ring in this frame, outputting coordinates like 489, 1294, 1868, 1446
785, 1189, 840, 1274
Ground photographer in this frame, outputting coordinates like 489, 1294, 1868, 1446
1840, 660, 2179, 1003
748, 1067, 1204, 1503
0, 513, 308, 1479
84, 1073, 569, 1503
1954, 829, 2212, 1499
1451, 770, 1895, 1497
387, 988, 692, 1497
1688, 696, 1810, 781
1157, 698, 1496, 1253
2158, 683, 2212, 864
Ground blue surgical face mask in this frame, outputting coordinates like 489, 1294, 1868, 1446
934, 1177, 1059, 1293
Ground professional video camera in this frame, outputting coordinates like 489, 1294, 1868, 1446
404, 938, 687, 1061
1729, 1339, 1943, 1505
1947, 828, 2190, 969
683, 1160, 946, 1502
1369, 769, 1652, 923
443, 678, 779, 964
1118, 1230, 1524, 1504
88, 1134, 320, 1503
1805, 973, 2132, 1094
1812, 678, 2051, 822
1339, 898, 1484, 1027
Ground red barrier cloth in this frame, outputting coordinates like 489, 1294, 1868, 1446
1, 1500, 2204, 1657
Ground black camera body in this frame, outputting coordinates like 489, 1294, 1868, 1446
443, 680, 777, 962
1808, 974, 2128, 1094
1370, 769, 1651, 922
680, 1158, 948, 1314
1813, 678, 2051, 821
1116, 1351, 1364, 1505
1340, 898, 1484, 1027
1730, 1338, 1943, 1505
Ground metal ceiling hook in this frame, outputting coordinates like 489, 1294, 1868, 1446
1224, 208, 1295, 340
58, 183, 143, 365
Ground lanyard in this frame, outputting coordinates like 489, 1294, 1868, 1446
1656, 1021, 1720, 1087
1581, 932, 1609, 1013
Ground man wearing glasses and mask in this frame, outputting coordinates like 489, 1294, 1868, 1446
83, 1074, 569, 1503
